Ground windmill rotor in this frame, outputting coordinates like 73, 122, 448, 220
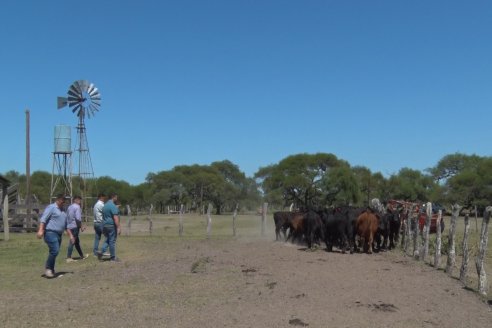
58, 80, 101, 118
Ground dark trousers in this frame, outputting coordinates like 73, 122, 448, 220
67, 227, 84, 258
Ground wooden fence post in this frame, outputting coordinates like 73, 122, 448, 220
412, 210, 419, 258
149, 204, 153, 235
261, 202, 268, 237
459, 213, 471, 284
475, 206, 491, 296
126, 205, 132, 236
232, 203, 238, 237
206, 203, 212, 239
420, 202, 432, 261
445, 204, 461, 276
434, 210, 442, 269
400, 217, 406, 249
474, 205, 479, 232
3, 196, 9, 241
179, 204, 184, 237
403, 205, 413, 255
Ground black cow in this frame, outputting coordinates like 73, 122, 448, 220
342, 206, 365, 252
303, 210, 324, 249
387, 208, 401, 249
273, 211, 294, 241
374, 210, 389, 251
318, 208, 355, 254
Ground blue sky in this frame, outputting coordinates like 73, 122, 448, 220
1, 0, 491, 185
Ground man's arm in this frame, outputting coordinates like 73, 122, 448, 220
114, 214, 121, 235
36, 223, 45, 239
36, 206, 52, 239
66, 228, 75, 244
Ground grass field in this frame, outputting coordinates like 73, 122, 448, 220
0, 212, 491, 291
0, 213, 490, 327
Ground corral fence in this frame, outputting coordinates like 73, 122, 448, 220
403, 202, 491, 297
2, 198, 490, 298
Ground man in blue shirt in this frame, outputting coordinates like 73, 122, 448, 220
98, 193, 121, 261
66, 196, 88, 262
36, 194, 75, 278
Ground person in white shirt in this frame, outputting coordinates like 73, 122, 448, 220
92, 193, 107, 256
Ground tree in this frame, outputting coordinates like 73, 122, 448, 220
320, 166, 361, 206
445, 157, 492, 211
428, 153, 482, 182
255, 153, 343, 210
387, 168, 435, 202
145, 161, 259, 215
351, 166, 389, 205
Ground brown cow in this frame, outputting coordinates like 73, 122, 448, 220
356, 209, 379, 254
286, 212, 305, 244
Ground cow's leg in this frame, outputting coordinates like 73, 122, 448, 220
368, 233, 374, 254
286, 229, 293, 243
382, 232, 389, 250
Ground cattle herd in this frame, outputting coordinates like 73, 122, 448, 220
273, 205, 404, 254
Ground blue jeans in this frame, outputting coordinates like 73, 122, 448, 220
67, 227, 84, 258
93, 224, 107, 255
102, 225, 117, 260
44, 230, 62, 271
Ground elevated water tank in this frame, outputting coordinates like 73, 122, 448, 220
54, 125, 71, 154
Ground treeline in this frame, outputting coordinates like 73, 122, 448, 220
3, 153, 492, 214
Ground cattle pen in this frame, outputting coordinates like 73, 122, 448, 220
0, 207, 491, 327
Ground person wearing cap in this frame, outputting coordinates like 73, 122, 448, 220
36, 194, 75, 278
66, 196, 89, 262
92, 192, 107, 256
98, 193, 121, 261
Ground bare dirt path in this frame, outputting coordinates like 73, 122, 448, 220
1, 237, 491, 327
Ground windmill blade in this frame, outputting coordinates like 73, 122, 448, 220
75, 80, 85, 92
57, 97, 68, 109
90, 96, 101, 102
79, 80, 89, 92
90, 91, 100, 100
74, 81, 85, 96
68, 100, 82, 108
68, 88, 82, 99
89, 104, 99, 115
67, 95, 82, 103
87, 83, 96, 95
71, 104, 81, 114
89, 86, 99, 96
69, 82, 82, 96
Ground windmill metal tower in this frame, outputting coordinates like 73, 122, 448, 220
57, 80, 101, 215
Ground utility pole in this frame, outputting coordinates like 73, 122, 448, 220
25, 109, 32, 230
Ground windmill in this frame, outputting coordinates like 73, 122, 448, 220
57, 80, 101, 213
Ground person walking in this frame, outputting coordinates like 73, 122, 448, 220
98, 193, 121, 262
92, 192, 107, 256
36, 194, 75, 278
66, 196, 88, 262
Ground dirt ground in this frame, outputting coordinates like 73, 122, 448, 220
1, 233, 491, 328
